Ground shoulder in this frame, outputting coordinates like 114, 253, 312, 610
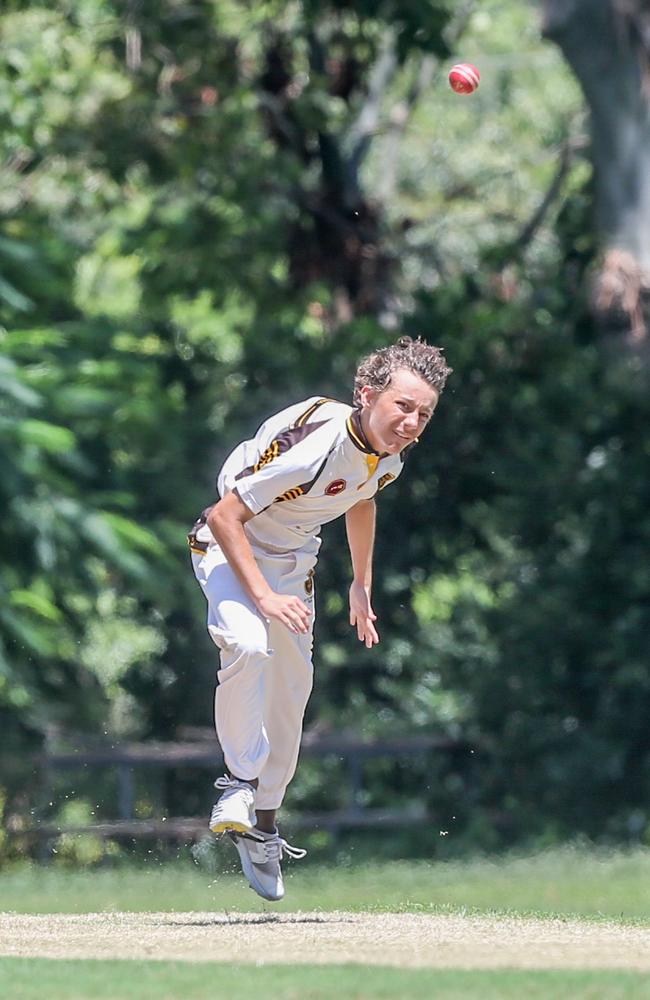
281, 397, 351, 449
294, 397, 351, 426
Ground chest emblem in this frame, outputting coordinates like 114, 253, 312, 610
325, 479, 347, 496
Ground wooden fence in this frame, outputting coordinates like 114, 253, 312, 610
15, 728, 473, 847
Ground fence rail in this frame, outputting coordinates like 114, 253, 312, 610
15, 729, 474, 845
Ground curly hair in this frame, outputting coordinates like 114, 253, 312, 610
353, 336, 452, 406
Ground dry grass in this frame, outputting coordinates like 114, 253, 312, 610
1, 910, 650, 970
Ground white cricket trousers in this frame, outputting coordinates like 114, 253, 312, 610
191, 542, 315, 811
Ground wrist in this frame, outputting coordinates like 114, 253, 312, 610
253, 585, 274, 606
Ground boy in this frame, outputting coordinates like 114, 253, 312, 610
189, 336, 451, 899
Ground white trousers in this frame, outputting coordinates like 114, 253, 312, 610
192, 543, 315, 811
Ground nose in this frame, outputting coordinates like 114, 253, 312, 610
403, 412, 419, 433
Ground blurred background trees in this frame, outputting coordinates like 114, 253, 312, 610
1, 0, 649, 853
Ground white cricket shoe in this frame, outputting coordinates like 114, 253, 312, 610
228, 828, 307, 902
209, 775, 257, 836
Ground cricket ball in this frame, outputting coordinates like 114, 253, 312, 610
448, 63, 480, 95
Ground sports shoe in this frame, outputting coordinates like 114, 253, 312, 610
209, 775, 257, 836
228, 828, 307, 901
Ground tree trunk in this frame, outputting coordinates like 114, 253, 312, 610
543, 0, 650, 336
544, 0, 650, 267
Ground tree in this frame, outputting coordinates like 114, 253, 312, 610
543, 0, 650, 338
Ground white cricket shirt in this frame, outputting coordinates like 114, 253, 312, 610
208, 397, 408, 556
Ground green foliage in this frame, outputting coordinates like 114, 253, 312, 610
1, 0, 648, 855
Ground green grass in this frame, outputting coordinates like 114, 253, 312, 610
1, 844, 649, 921
2, 848, 650, 998
0, 960, 649, 1000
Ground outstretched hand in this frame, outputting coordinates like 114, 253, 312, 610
349, 581, 379, 648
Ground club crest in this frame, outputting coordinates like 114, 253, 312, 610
325, 479, 346, 496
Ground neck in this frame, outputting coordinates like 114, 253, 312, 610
358, 409, 381, 454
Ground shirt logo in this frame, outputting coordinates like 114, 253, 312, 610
377, 473, 396, 491
325, 479, 346, 496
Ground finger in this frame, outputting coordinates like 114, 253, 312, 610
289, 614, 307, 633
287, 600, 310, 628
363, 620, 379, 647
296, 610, 311, 633
281, 610, 303, 634
300, 609, 312, 630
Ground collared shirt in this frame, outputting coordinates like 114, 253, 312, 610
207, 397, 406, 555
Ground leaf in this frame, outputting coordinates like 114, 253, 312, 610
0, 274, 33, 311
0, 357, 41, 408
17, 420, 76, 453
9, 589, 63, 623
101, 513, 160, 555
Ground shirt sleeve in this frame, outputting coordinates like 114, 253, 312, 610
371, 461, 403, 498
233, 421, 334, 514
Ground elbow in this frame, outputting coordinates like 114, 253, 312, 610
206, 493, 250, 542
206, 505, 227, 543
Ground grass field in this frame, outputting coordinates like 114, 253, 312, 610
1, 846, 649, 998
0, 959, 648, 1000
1, 843, 649, 920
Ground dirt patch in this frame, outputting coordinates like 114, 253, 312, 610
1, 911, 649, 970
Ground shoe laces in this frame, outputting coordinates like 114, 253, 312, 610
214, 774, 253, 791
258, 833, 307, 862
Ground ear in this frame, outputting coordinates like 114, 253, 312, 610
358, 384, 379, 409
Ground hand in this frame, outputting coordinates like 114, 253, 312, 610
257, 591, 312, 634
349, 581, 379, 648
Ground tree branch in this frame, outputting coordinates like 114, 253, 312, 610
307, 29, 359, 207
512, 134, 586, 254
257, 91, 307, 155
375, 53, 436, 202
375, 0, 476, 201
346, 28, 398, 177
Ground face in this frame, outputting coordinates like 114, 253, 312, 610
358, 368, 439, 455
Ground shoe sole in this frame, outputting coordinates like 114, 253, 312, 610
210, 820, 265, 841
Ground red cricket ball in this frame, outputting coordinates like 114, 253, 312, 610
448, 63, 481, 95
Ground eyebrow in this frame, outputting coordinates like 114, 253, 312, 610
398, 396, 434, 413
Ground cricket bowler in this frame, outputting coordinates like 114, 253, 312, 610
188, 336, 451, 899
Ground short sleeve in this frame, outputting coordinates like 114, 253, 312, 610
371, 464, 403, 498
234, 422, 334, 514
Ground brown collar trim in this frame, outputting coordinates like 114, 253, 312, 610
346, 410, 385, 457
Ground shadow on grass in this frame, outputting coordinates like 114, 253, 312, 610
148, 912, 356, 927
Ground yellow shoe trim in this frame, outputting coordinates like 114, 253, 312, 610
209, 820, 252, 835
